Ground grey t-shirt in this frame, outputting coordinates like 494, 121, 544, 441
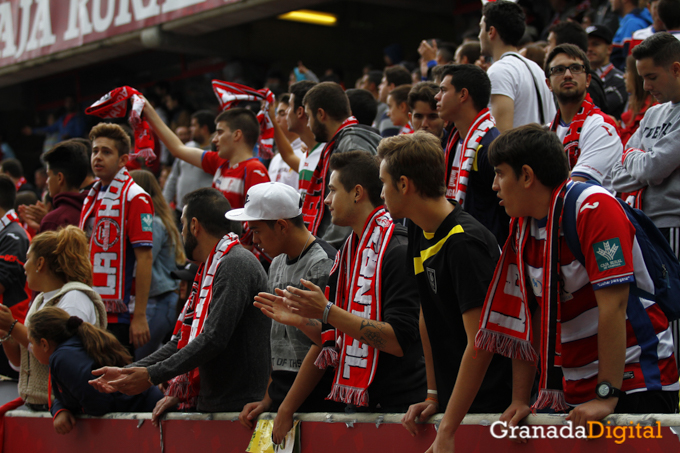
267, 238, 337, 407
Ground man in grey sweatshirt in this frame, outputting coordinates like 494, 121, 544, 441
89, 188, 271, 412
611, 32, 680, 363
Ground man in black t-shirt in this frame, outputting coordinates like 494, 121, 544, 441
378, 131, 511, 453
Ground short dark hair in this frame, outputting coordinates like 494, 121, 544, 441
488, 124, 570, 189
408, 82, 440, 110
15, 190, 37, 212
545, 43, 591, 78
384, 65, 412, 87
0, 175, 16, 211
457, 42, 481, 64
264, 214, 305, 230
68, 138, 93, 177
183, 188, 241, 238
278, 93, 291, 106
548, 21, 588, 52
191, 110, 216, 134
214, 108, 260, 149
303, 82, 351, 122
345, 89, 378, 126
42, 140, 89, 189
388, 84, 412, 106
659, 0, 680, 30
289, 80, 317, 111
634, 31, 680, 67
329, 151, 383, 208
483, 0, 526, 47
0, 159, 23, 178
89, 123, 131, 157
377, 131, 446, 199
439, 64, 491, 112
366, 70, 383, 88
437, 42, 457, 63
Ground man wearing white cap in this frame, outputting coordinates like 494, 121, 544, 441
231, 183, 342, 430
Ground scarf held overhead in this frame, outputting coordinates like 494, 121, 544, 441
475, 181, 569, 412
211, 80, 275, 160
445, 108, 495, 208
166, 234, 240, 409
85, 86, 156, 162
302, 116, 359, 234
314, 207, 394, 407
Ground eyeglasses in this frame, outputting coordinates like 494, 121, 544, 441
549, 64, 586, 77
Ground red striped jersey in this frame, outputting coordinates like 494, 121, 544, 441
201, 152, 270, 209
524, 183, 678, 405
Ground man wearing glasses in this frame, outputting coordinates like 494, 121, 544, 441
545, 44, 622, 189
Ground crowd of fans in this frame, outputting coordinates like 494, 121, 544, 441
1, 0, 680, 451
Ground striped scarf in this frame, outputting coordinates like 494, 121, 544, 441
211, 80, 275, 159
85, 86, 156, 162
302, 116, 359, 234
166, 234, 241, 408
444, 108, 495, 208
314, 207, 394, 407
476, 181, 570, 412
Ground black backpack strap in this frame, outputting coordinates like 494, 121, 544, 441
503, 53, 545, 125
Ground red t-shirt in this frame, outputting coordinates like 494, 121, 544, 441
201, 152, 270, 209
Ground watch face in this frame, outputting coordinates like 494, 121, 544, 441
597, 383, 610, 398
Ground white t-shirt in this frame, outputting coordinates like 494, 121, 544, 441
553, 113, 621, 190
43, 289, 97, 324
487, 52, 556, 128
268, 138, 304, 190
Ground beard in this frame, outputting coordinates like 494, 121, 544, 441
183, 228, 199, 262
312, 120, 329, 143
555, 86, 586, 105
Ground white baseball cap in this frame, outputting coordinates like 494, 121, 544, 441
225, 182, 302, 221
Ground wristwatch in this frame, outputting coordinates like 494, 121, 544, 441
595, 381, 622, 399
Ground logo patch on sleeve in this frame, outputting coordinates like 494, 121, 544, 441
593, 238, 625, 271
141, 214, 153, 232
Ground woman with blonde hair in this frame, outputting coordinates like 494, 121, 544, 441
0, 226, 106, 409
28, 306, 162, 434
129, 170, 185, 359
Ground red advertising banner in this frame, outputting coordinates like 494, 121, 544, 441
0, 0, 241, 67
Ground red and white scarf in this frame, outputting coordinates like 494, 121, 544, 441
476, 181, 570, 412
550, 93, 612, 171
211, 80, 275, 160
619, 147, 646, 209
444, 108, 495, 208
399, 122, 414, 135
78, 167, 138, 313
302, 116, 359, 234
165, 234, 241, 408
85, 86, 156, 162
14, 177, 26, 191
315, 207, 394, 407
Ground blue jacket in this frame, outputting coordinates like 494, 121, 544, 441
49, 336, 162, 417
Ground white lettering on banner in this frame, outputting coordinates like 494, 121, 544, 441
0, 3, 16, 58
14, 0, 30, 57
94, 252, 117, 295
343, 338, 368, 378
162, 0, 204, 13
92, 0, 115, 32
26, 0, 56, 50
64, 0, 93, 40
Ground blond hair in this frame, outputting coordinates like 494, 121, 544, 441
30, 226, 93, 286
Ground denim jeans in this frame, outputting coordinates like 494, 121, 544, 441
134, 291, 179, 360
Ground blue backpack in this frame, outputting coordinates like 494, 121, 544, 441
562, 181, 680, 322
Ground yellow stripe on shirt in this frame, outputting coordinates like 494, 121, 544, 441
414, 224, 465, 274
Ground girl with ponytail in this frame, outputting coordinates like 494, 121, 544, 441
0, 226, 107, 409
129, 170, 185, 359
28, 307, 162, 434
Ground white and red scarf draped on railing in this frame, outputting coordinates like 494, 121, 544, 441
211, 80, 275, 160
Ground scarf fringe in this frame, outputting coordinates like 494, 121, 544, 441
532, 388, 569, 412
314, 346, 339, 369
328, 384, 369, 407
475, 329, 538, 362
